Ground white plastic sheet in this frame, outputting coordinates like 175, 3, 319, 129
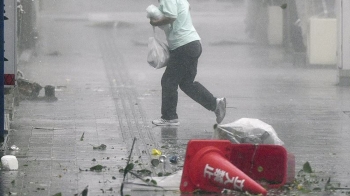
213, 118, 284, 145
127, 170, 182, 191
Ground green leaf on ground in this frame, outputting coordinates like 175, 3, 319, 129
325, 177, 333, 190
93, 144, 107, 150
164, 172, 172, 176
52, 193, 62, 196
124, 163, 134, 173
80, 132, 84, 141
151, 179, 157, 185
137, 169, 152, 176
281, 3, 287, 9
90, 165, 105, 171
303, 161, 313, 173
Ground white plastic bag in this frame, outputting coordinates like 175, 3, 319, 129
213, 118, 284, 145
147, 28, 169, 69
146, 4, 170, 31
127, 170, 182, 191
146, 4, 163, 20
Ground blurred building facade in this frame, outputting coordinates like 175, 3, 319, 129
17, 0, 40, 56
244, 0, 337, 66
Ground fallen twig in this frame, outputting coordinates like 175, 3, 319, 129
120, 137, 137, 196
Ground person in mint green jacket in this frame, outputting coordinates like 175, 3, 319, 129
150, 0, 226, 126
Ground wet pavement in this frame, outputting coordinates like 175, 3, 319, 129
1, 0, 350, 195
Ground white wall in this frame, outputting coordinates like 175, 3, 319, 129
308, 17, 337, 65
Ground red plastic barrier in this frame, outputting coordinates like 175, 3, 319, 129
180, 140, 295, 194
229, 143, 294, 189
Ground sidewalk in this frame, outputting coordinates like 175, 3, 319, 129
2, 0, 350, 195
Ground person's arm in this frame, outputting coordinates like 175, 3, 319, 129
150, 16, 175, 26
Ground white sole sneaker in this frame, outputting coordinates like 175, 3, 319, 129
152, 118, 180, 126
215, 98, 226, 124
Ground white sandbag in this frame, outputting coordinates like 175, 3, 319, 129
213, 118, 284, 145
1, 155, 19, 170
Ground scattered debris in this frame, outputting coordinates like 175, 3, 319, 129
137, 169, 152, 176
120, 137, 137, 195
9, 145, 19, 151
151, 149, 161, 155
91, 144, 107, 150
159, 155, 166, 163
74, 185, 88, 196
17, 77, 58, 102
55, 85, 67, 91
128, 170, 183, 191
47, 51, 62, 56
281, 3, 287, 9
303, 161, 313, 173
147, 179, 157, 185
282, 162, 350, 195
157, 172, 172, 177
80, 132, 85, 141
90, 165, 106, 172
17, 78, 42, 100
151, 159, 159, 167
17, 70, 24, 79
33, 127, 63, 130
169, 155, 178, 164
44, 85, 58, 101
79, 168, 86, 172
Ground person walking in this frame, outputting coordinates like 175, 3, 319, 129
150, 0, 226, 126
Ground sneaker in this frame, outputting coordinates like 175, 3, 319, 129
152, 118, 180, 126
214, 98, 226, 124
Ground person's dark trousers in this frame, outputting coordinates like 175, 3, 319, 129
161, 40, 217, 120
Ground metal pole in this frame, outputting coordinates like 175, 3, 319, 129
337, 0, 350, 85
0, 0, 4, 142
